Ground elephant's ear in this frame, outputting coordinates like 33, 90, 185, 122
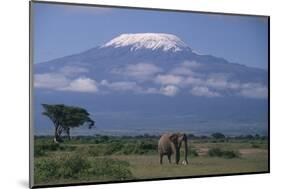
183, 133, 187, 140
169, 134, 178, 142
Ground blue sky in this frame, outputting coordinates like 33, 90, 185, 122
33, 2, 268, 69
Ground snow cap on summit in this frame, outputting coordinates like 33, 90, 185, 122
102, 33, 191, 52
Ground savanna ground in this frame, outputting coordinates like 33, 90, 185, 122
33, 135, 268, 186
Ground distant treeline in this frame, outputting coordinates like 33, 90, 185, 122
35, 132, 268, 140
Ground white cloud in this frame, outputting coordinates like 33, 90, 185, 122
179, 73, 236, 91
35, 64, 268, 99
179, 74, 268, 99
112, 63, 162, 80
34, 73, 69, 89
239, 83, 268, 99
35, 73, 98, 93
160, 85, 179, 96
190, 86, 221, 97
203, 73, 239, 90
101, 80, 141, 92
182, 77, 204, 86
155, 74, 183, 85
101, 80, 180, 97
61, 78, 98, 93
206, 77, 240, 90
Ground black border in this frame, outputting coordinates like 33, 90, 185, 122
32, 171, 269, 189
29, 1, 270, 188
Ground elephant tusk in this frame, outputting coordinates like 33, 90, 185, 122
182, 160, 187, 165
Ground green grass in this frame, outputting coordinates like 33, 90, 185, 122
33, 136, 268, 186
112, 154, 268, 179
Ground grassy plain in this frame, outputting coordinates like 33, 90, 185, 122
33, 135, 268, 186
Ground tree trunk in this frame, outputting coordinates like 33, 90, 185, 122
53, 125, 62, 143
54, 126, 59, 143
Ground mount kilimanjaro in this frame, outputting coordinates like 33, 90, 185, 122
34, 33, 268, 136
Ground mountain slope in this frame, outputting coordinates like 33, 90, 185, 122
35, 33, 267, 98
33, 33, 268, 136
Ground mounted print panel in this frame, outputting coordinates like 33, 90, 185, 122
30, 1, 269, 188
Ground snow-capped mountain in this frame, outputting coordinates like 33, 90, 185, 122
33, 33, 268, 136
35, 33, 267, 98
101, 33, 192, 52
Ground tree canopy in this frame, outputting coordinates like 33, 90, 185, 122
42, 104, 95, 143
211, 132, 225, 139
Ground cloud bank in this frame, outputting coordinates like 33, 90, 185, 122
34, 66, 98, 93
34, 63, 268, 99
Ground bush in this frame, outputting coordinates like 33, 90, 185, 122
119, 143, 137, 155
34, 154, 133, 183
58, 154, 91, 179
34, 142, 77, 157
35, 154, 91, 183
94, 140, 158, 155
188, 148, 199, 157
245, 135, 254, 139
34, 147, 46, 157
187, 134, 196, 139
222, 150, 239, 158
90, 158, 133, 180
211, 133, 226, 139
34, 159, 59, 182
78, 146, 101, 157
36, 143, 61, 151
208, 148, 239, 159
34, 143, 62, 157
104, 142, 124, 155
133, 141, 157, 155
251, 143, 261, 148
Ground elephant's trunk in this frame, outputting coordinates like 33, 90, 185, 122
175, 148, 180, 164
183, 136, 188, 165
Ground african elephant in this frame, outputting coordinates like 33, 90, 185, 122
158, 133, 188, 165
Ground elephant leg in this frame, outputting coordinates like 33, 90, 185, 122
160, 154, 163, 164
168, 154, 171, 164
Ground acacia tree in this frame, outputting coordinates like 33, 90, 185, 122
42, 104, 95, 143
211, 132, 225, 139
